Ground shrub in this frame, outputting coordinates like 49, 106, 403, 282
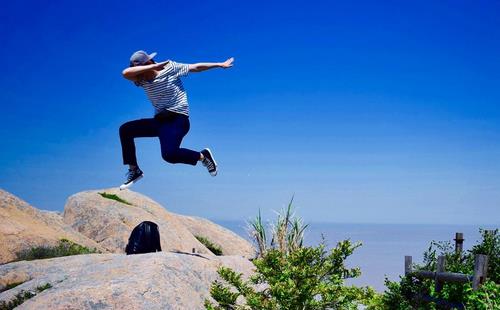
379, 229, 499, 308
98, 192, 132, 205
463, 280, 500, 309
0, 283, 52, 310
469, 229, 500, 283
16, 239, 98, 261
246, 196, 308, 258
205, 240, 374, 309
206, 198, 378, 309
248, 209, 267, 257
195, 235, 223, 256
0, 281, 25, 293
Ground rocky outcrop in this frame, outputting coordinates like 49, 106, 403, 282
173, 214, 254, 258
0, 252, 255, 309
0, 189, 106, 264
62, 188, 255, 258
0, 188, 257, 308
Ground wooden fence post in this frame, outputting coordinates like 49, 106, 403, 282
435, 255, 445, 292
472, 254, 489, 290
405, 256, 412, 275
454, 232, 464, 255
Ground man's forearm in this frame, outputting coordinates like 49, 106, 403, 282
188, 62, 222, 72
122, 64, 158, 78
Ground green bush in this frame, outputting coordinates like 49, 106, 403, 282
98, 192, 132, 205
205, 199, 383, 309
0, 281, 25, 293
379, 229, 500, 309
15, 239, 98, 261
247, 197, 308, 258
205, 240, 375, 309
463, 280, 500, 309
195, 235, 223, 256
0, 283, 52, 310
376, 276, 432, 310
469, 229, 500, 283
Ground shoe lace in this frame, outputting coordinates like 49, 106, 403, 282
202, 158, 215, 171
125, 169, 138, 182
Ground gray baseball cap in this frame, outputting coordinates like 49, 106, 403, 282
129, 50, 157, 66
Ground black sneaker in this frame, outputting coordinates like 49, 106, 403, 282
201, 148, 218, 176
120, 167, 144, 190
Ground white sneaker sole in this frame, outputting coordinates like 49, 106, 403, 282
119, 174, 144, 190
204, 148, 218, 177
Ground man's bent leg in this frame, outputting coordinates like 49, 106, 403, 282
119, 118, 159, 166
158, 115, 200, 165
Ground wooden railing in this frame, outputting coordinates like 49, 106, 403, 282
403, 232, 490, 309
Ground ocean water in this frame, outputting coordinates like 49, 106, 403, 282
211, 220, 497, 292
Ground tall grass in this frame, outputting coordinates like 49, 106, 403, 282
98, 192, 132, 205
15, 239, 98, 261
195, 235, 223, 256
246, 196, 308, 257
0, 283, 52, 310
0, 281, 25, 293
247, 209, 267, 256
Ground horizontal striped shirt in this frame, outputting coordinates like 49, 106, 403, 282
135, 60, 190, 116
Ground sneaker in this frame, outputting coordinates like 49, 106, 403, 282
201, 148, 218, 176
119, 167, 144, 190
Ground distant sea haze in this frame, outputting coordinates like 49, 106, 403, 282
212, 221, 497, 292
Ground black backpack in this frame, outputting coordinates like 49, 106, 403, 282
125, 221, 162, 255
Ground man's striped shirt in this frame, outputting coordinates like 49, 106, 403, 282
135, 60, 190, 116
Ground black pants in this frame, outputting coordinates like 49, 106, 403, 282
119, 112, 200, 167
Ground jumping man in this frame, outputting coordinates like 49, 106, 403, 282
119, 50, 234, 190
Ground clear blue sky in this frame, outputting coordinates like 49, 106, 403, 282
1, 0, 499, 225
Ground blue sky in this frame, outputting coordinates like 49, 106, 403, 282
1, 0, 499, 225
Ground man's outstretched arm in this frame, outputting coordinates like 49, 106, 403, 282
188, 57, 234, 73
122, 61, 169, 80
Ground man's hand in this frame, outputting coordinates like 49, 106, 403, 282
152, 60, 169, 70
220, 57, 234, 69
188, 58, 235, 73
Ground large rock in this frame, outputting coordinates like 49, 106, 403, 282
173, 214, 255, 258
0, 252, 255, 309
63, 188, 255, 258
0, 189, 106, 264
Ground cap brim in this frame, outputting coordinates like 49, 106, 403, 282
148, 52, 157, 60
